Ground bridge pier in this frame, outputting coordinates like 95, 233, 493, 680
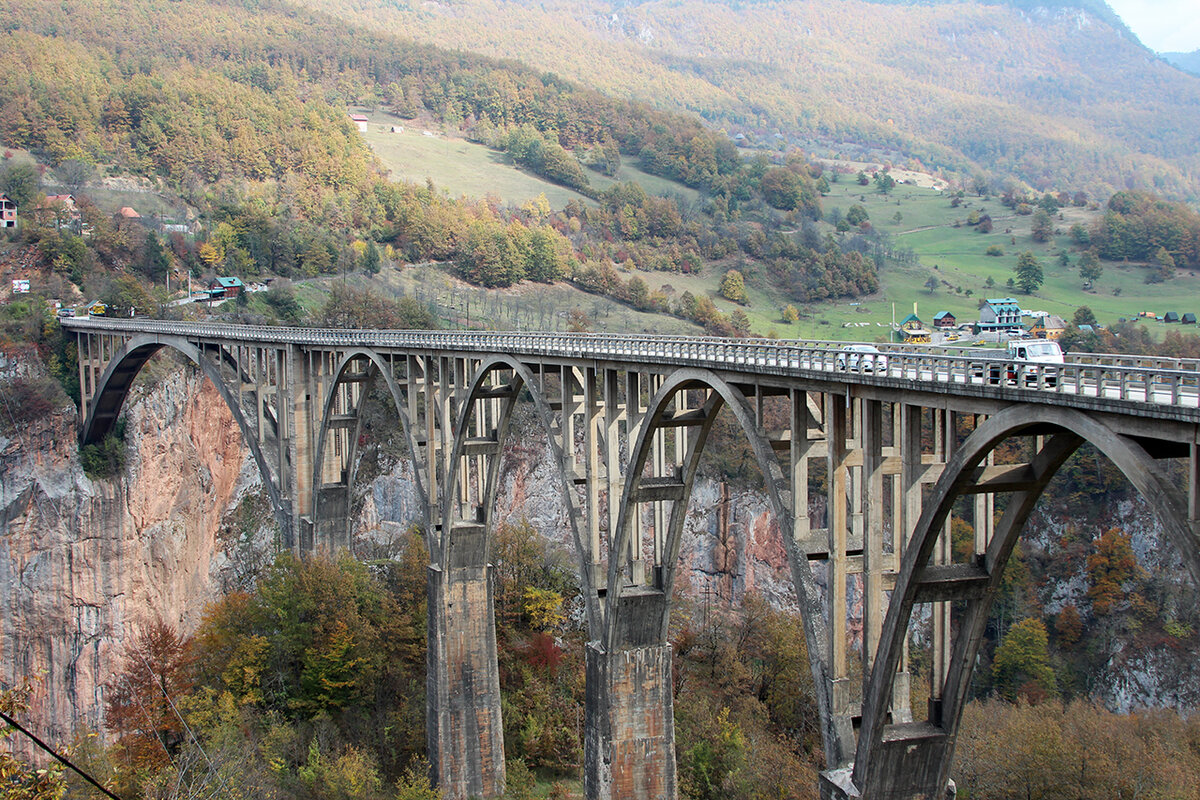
584, 627, 676, 800
427, 546, 506, 800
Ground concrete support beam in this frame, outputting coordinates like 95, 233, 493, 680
427, 548, 505, 800
584, 639, 676, 800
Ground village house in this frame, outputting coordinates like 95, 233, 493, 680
114, 206, 147, 232
34, 194, 81, 230
977, 297, 1023, 334
898, 312, 931, 343
932, 311, 956, 329
208, 276, 243, 300
0, 194, 15, 228
1028, 314, 1066, 340
349, 114, 369, 133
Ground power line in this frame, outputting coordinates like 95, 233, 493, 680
0, 708, 123, 800
134, 649, 235, 799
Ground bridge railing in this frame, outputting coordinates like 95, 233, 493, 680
61, 318, 1200, 412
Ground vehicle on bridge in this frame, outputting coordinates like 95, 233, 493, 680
973, 339, 1063, 386
836, 343, 888, 372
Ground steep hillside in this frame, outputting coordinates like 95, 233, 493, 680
295, 0, 1200, 198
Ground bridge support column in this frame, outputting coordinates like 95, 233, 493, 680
584, 638, 676, 800
427, 547, 505, 800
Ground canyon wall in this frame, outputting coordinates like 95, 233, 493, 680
0, 367, 270, 748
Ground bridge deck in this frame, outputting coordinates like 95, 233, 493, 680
62, 317, 1200, 427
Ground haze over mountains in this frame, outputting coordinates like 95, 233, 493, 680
296, 0, 1200, 199
1164, 51, 1200, 78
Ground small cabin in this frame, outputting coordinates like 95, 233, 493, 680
208, 276, 243, 299
1184, 313, 1197, 325
898, 313, 931, 343
349, 114, 369, 133
932, 311, 956, 329
1164, 311, 1180, 323
35, 194, 80, 229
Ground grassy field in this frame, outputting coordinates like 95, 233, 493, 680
792, 179, 1200, 342
359, 110, 700, 208
356, 119, 1200, 341
279, 265, 705, 336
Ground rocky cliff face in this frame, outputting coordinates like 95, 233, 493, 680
0, 367, 269, 749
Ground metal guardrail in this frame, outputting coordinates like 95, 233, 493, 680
61, 318, 1200, 413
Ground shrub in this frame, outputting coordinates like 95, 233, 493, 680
0, 375, 69, 431
81, 433, 126, 479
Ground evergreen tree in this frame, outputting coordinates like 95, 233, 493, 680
1078, 250, 1102, 288
1014, 251, 1044, 294
361, 240, 381, 274
138, 232, 170, 284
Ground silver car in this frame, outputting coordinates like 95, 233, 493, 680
836, 344, 888, 373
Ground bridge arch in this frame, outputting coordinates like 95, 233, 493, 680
850, 404, 1200, 799
310, 348, 431, 553
602, 368, 838, 757
81, 333, 288, 533
439, 356, 596, 620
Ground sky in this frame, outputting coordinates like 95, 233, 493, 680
1105, 0, 1200, 52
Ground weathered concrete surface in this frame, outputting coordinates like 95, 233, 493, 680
821, 766, 957, 800
426, 554, 505, 800
584, 640, 676, 800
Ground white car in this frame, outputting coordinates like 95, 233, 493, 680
836, 344, 888, 373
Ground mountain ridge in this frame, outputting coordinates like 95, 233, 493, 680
1163, 50, 1200, 77
294, 0, 1200, 198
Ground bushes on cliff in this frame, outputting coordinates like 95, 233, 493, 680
80, 425, 126, 480
1, 679, 68, 798
0, 375, 70, 432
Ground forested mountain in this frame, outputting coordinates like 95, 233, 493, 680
1, 0, 889, 329
1164, 50, 1200, 78
292, 0, 1200, 199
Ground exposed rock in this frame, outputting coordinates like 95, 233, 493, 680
1, 368, 270, 751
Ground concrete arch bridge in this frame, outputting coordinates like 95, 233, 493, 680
62, 317, 1200, 800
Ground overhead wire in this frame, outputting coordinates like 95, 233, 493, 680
133, 648, 235, 799
0, 708, 123, 800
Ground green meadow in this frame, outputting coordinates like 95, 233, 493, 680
359, 110, 700, 209
356, 116, 1199, 340
795, 179, 1200, 341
